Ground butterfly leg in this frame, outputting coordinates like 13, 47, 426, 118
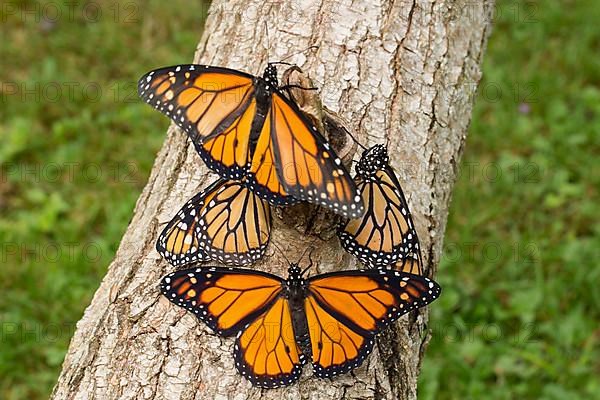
301, 248, 315, 276
280, 84, 318, 92
281, 84, 319, 106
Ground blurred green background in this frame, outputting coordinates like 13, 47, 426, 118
0, 0, 598, 399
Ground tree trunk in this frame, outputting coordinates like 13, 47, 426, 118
51, 1, 494, 399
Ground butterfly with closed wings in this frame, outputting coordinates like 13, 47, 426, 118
138, 64, 364, 218
338, 144, 423, 270
157, 178, 271, 266
160, 260, 441, 387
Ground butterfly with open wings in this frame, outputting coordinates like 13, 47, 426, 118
138, 64, 364, 218
160, 261, 440, 387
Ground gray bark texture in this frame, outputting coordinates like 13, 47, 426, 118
51, 0, 494, 399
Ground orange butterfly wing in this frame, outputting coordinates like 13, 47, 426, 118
246, 110, 298, 205
160, 267, 306, 388
160, 267, 283, 336
138, 65, 255, 180
247, 92, 364, 217
339, 166, 422, 268
156, 187, 212, 266
306, 270, 441, 377
304, 295, 374, 377
392, 255, 423, 275
235, 297, 306, 387
195, 179, 272, 265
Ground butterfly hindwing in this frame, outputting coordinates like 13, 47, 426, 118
304, 294, 375, 377
194, 179, 272, 265
306, 269, 441, 376
392, 254, 423, 275
193, 98, 257, 181
234, 297, 306, 388
245, 108, 299, 205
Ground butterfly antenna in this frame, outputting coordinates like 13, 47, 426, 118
344, 126, 367, 151
278, 45, 319, 63
296, 244, 312, 264
297, 233, 320, 263
385, 134, 391, 149
264, 21, 272, 64
301, 248, 315, 276
269, 61, 294, 66
383, 112, 391, 149
271, 241, 293, 265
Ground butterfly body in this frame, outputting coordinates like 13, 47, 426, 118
355, 143, 389, 181
282, 265, 313, 356
246, 65, 276, 151
139, 64, 364, 217
160, 264, 440, 387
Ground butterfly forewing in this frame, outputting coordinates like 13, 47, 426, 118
138, 65, 255, 181
160, 267, 284, 336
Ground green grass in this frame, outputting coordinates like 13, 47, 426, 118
419, 1, 600, 399
0, 1, 207, 398
0, 0, 598, 399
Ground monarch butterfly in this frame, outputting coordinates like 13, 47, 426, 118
156, 179, 271, 266
338, 144, 423, 269
160, 263, 441, 387
138, 64, 364, 218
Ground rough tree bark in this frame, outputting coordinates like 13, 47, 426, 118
51, 1, 494, 399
